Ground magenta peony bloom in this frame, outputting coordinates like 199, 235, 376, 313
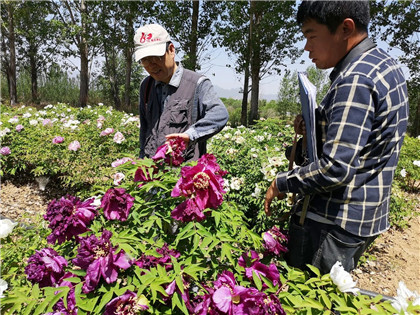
100, 127, 114, 136
152, 137, 186, 166
44, 195, 98, 245
262, 226, 288, 256
238, 251, 280, 287
72, 230, 132, 293
24, 248, 68, 288
104, 290, 148, 315
101, 188, 134, 221
52, 136, 64, 144
134, 243, 180, 271
68, 140, 81, 151
163, 276, 193, 312
212, 270, 252, 314
111, 157, 133, 168
0, 146, 11, 155
134, 165, 159, 187
16, 124, 24, 132
171, 154, 226, 222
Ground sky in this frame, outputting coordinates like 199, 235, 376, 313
175, 39, 409, 101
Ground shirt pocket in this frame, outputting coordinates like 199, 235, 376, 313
169, 99, 190, 127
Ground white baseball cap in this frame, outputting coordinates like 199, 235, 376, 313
133, 24, 171, 62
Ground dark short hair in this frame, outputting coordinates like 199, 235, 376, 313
297, 1, 370, 34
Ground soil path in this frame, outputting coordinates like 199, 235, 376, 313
1, 180, 419, 297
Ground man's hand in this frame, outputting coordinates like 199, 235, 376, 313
294, 114, 306, 136
264, 180, 286, 216
165, 133, 190, 146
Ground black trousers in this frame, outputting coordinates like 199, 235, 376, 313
285, 214, 377, 275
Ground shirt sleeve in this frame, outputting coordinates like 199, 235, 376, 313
276, 74, 376, 195
184, 78, 229, 142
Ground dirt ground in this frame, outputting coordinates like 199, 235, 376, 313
1, 180, 419, 298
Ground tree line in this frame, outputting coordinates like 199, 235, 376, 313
1, 1, 419, 133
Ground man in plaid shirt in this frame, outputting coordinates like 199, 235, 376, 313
265, 1, 409, 274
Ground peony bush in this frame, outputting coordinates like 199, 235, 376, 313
1, 103, 419, 314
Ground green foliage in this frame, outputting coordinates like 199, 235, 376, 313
394, 136, 420, 192
1, 105, 419, 314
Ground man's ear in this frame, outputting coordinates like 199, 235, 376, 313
342, 18, 356, 40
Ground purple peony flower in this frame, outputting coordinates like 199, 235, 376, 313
171, 154, 226, 222
111, 157, 133, 168
24, 248, 68, 288
100, 127, 114, 136
68, 140, 80, 151
16, 124, 24, 132
50, 272, 78, 315
0, 147, 11, 156
72, 230, 132, 293
52, 136, 64, 144
101, 188, 134, 221
152, 137, 186, 166
238, 251, 280, 287
104, 290, 149, 315
163, 276, 193, 312
44, 195, 98, 245
262, 226, 288, 256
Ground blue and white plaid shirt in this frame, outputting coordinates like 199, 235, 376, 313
276, 38, 409, 237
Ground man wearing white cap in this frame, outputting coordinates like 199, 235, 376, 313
134, 24, 229, 161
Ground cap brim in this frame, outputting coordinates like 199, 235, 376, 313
134, 42, 167, 62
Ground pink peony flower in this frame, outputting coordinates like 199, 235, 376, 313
100, 127, 114, 136
24, 248, 68, 288
262, 226, 288, 256
113, 131, 125, 144
68, 140, 81, 151
152, 137, 186, 166
170, 154, 226, 222
101, 188, 134, 221
0, 147, 11, 156
44, 195, 98, 244
42, 118, 53, 127
72, 230, 132, 293
52, 136, 64, 144
134, 243, 180, 271
111, 157, 133, 168
16, 124, 24, 132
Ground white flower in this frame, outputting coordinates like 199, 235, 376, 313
392, 281, 420, 314
0, 219, 18, 238
413, 160, 420, 167
8, 117, 19, 124
400, 169, 407, 178
254, 135, 265, 142
330, 261, 359, 294
98, 102, 104, 106
226, 148, 238, 156
0, 128, 11, 137
29, 119, 38, 126
38, 110, 47, 116
113, 172, 125, 185
113, 132, 125, 144
90, 195, 103, 208
230, 177, 244, 190
251, 184, 261, 198
0, 279, 8, 298
234, 136, 246, 144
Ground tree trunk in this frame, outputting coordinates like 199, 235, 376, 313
189, 0, 199, 71
29, 44, 39, 104
249, 1, 261, 124
78, 0, 89, 107
124, 12, 134, 111
7, 4, 17, 106
241, 15, 252, 127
